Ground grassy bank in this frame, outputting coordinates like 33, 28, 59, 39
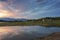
33, 32, 60, 40
0, 20, 60, 27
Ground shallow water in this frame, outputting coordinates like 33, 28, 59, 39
0, 26, 60, 40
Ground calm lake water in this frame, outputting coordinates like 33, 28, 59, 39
0, 26, 60, 40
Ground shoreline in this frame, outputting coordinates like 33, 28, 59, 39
33, 32, 60, 40
0, 22, 60, 27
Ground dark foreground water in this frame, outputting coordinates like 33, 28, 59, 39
0, 26, 60, 40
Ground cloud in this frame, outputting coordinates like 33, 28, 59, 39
0, 0, 60, 19
0, 0, 8, 2
0, 2, 28, 18
0, 2, 7, 9
37, 0, 44, 2
0, 9, 14, 17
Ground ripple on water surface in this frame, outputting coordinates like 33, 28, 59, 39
0, 26, 60, 40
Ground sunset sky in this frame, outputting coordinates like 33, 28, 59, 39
0, 0, 60, 19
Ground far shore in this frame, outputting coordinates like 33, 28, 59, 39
0, 20, 60, 27
0, 22, 5, 23
0, 17, 60, 27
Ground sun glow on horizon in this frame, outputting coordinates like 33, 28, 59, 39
0, 9, 13, 18
0, 12, 9, 17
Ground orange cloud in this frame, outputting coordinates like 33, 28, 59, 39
0, 2, 7, 8
0, 1, 28, 18
0, 9, 14, 17
0, 9, 28, 18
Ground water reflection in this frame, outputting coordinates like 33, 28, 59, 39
0, 26, 60, 40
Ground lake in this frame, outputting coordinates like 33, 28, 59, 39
0, 26, 60, 40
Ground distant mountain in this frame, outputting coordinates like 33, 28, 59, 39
0, 17, 60, 22
0, 18, 27, 22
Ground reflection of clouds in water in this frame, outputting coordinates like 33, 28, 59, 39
0, 26, 60, 40
0, 26, 40, 40
0, 27, 22, 40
